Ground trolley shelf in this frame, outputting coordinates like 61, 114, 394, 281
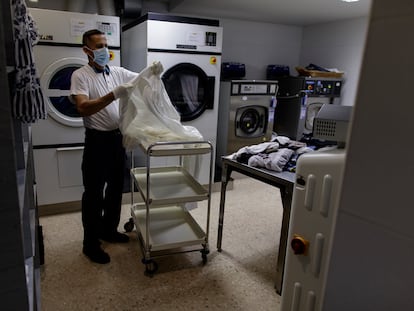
132, 204, 206, 252
140, 141, 212, 156
131, 166, 209, 205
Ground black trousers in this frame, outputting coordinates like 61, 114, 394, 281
81, 128, 126, 248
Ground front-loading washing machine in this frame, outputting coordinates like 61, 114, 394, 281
121, 13, 223, 185
215, 80, 278, 180
29, 8, 120, 211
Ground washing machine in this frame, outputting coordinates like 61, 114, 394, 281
274, 76, 343, 141
29, 8, 120, 208
121, 12, 223, 185
215, 80, 278, 180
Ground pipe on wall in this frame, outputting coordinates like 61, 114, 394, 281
122, 0, 142, 18
64, 0, 144, 17
97, 0, 116, 16
66, 0, 85, 12
65, 0, 117, 16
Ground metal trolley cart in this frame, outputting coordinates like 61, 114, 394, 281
125, 141, 213, 275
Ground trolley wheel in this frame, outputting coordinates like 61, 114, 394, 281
142, 258, 158, 276
124, 218, 134, 232
201, 249, 209, 265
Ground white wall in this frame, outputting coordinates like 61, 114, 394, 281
323, 0, 414, 309
300, 18, 369, 106
220, 19, 302, 80
27, 1, 303, 81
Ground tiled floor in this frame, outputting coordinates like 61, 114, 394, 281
39, 177, 283, 310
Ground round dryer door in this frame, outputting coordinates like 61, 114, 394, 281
162, 63, 215, 122
304, 102, 325, 133
235, 105, 268, 138
40, 57, 86, 127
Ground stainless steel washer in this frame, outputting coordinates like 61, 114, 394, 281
216, 80, 278, 179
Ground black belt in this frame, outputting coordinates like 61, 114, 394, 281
85, 128, 122, 136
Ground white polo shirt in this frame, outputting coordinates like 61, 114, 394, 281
70, 65, 138, 131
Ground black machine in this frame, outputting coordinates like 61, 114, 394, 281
221, 62, 246, 80
266, 64, 290, 79
273, 76, 343, 141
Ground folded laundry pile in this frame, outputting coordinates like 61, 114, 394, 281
229, 136, 316, 172
248, 148, 294, 172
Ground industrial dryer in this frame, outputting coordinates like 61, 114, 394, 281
122, 12, 223, 185
29, 8, 120, 210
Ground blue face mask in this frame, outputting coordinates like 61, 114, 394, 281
88, 47, 110, 67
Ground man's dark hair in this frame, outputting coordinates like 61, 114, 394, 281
82, 29, 104, 47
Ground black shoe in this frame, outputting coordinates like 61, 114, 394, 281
83, 245, 110, 264
101, 232, 130, 243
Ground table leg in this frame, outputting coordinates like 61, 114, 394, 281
217, 163, 232, 252
275, 185, 293, 294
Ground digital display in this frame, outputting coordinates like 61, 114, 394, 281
205, 32, 217, 46
240, 84, 268, 94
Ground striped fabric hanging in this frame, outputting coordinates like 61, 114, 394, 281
12, 0, 47, 123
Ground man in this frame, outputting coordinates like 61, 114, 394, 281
70, 29, 137, 264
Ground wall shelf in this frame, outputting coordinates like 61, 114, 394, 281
0, 0, 41, 309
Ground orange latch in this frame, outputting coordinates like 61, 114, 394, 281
291, 234, 309, 255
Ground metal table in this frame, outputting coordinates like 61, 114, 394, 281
217, 156, 295, 294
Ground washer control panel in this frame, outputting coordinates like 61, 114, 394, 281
305, 79, 342, 97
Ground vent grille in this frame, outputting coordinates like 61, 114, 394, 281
314, 120, 336, 137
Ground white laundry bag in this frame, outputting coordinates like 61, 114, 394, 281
119, 62, 204, 151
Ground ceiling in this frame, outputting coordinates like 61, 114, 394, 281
26, 0, 373, 26
165, 0, 372, 26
